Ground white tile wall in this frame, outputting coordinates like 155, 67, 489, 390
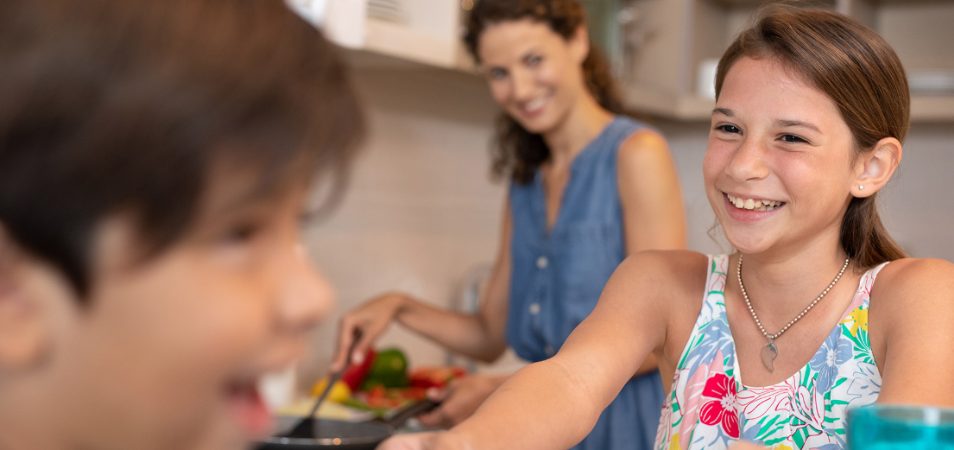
300, 55, 517, 384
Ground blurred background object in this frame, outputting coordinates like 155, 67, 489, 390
287, 0, 368, 48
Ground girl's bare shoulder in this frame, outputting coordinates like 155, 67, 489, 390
873, 257, 954, 302
869, 258, 954, 405
614, 249, 710, 305
609, 250, 712, 360
870, 257, 954, 328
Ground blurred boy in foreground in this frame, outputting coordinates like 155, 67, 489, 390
0, 0, 363, 448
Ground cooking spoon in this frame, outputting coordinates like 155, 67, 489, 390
280, 328, 362, 439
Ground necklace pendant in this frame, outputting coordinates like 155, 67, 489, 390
760, 340, 778, 372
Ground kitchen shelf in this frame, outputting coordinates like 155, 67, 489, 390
623, 85, 714, 121
909, 96, 954, 122
626, 89, 954, 123
291, 0, 475, 72
334, 0, 954, 122
708, 0, 834, 6
614, 0, 954, 122
364, 18, 473, 71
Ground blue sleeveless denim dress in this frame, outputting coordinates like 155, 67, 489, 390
507, 116, 664, 450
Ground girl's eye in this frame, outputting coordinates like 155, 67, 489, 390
715, 124, 741, 134
779, 134, 808, 144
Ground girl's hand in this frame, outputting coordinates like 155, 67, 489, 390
331, 292, 407, 371
417, 374, 506, 428
377, 431, 472, 450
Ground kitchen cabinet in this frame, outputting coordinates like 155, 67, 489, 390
291, 0, 475, 70
361, 0, 474, 70
321, 0, 953, 122
617, 0, 954, 121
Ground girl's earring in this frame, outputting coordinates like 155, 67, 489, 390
858, 184, 865, 191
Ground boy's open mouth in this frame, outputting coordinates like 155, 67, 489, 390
226, 378, 272, 439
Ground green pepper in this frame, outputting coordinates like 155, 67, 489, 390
360, 347, 409, 389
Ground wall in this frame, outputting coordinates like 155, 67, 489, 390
301, 53, 510, 381
301, 51, 954, 383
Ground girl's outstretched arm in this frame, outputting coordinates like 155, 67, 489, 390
382, 250, 698, 450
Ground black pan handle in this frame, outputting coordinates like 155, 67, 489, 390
379, 398, 441, 429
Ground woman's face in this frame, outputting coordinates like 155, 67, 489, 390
477, 18, 589, 134
703, 56, 858, 257
35, 170, 331, 450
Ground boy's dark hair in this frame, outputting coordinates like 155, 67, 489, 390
0, 0, 364, 300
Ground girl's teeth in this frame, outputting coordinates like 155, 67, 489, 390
727, 194, 782, 211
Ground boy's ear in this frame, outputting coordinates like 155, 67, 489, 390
851, 137, 903, 198
0, 226, 51, 371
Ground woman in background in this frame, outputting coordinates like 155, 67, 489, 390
333, 1, 685, 448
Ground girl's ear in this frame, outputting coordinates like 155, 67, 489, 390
0, 225, 53, 372
851, 137, 903, 198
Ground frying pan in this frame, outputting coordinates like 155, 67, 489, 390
256, 399, 440, 450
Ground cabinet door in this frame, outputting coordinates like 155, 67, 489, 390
842, 0, 954, 121
289, 0, 471, 70
365, 0, 469, 69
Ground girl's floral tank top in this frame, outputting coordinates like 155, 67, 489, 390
654, 254, 888, 450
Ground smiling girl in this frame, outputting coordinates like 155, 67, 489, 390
379, 5, 954, 450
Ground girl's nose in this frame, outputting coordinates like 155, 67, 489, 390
725, 137, 769, 182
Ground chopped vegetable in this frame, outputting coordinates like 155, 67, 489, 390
409, 366, 467, 389
361, 347, 409, 389
341, 348, 376, 391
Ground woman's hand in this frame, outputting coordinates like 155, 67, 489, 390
331, 291, 407, 371
417, 373, 508, 428
377, 431, 472, 450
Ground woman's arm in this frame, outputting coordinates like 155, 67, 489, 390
870, 257, 954, 407
381, 251, 684, 450
616, 129, 686, 375
331, 198, 514, 370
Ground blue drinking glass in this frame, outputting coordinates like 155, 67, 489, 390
847, 404, 954, 449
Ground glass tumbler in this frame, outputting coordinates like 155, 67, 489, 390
848, 404, 954, 449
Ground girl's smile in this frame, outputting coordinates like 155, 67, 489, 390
722, 192, 787, 223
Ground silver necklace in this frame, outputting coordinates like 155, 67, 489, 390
736, 254, 850, 372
